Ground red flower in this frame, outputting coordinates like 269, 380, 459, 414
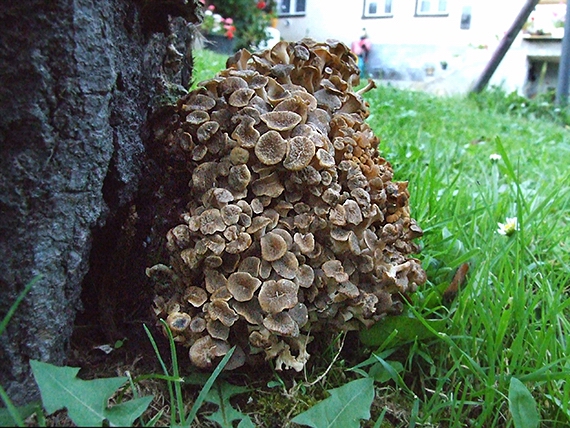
257, 1, 266, 9
225, 25, 236, 39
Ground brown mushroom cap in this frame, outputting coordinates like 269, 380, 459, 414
199, 209, 226, 235
189, 336, 231, 368
227, 272, 262, 302
288, 302, 309, 327
208, 299, 239, 326
207, 319, 230, 341
283, 136, 316, 171
272, 251, 299, 280
232, 116, 260, 148
185, 110, 210, 125
255, 130, 287, 165
260, 111, 302, 132
295, 264, 315, 288
232, 299, 264, 325
185, 286, 208, 307
166, 312, 192, 334
262, 312, 300, 337
229, 87, 256, 108
258, 279, 299, 314
322, 260, 350, 283
260, 232, 288, 262
197, 121, 220, 143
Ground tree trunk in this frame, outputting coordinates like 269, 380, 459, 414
0, 0, 199, 405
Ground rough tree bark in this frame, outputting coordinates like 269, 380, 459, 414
0, 0, 200, 405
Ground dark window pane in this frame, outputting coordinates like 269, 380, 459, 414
460, 6, 471, 29
385, 0, 392, 13
281, 0, 291, 14
296, 0, 306, 13
369, 2, 378, 14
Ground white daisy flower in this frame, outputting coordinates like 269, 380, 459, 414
497, 217, 519, 236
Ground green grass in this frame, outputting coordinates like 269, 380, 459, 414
183, 49, 570, 426
365, 86, 570, 426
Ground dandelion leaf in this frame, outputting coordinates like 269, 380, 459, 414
509, 377, 539, 428
30, 360, 152, 427
291, 377, 374, 428
204, 380, 253, 428
359, 314, 445, 347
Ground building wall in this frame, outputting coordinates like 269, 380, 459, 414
276, 0, 540, 94
276, 0, 526, 48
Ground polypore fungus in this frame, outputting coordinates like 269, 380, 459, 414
148, 39, 426, 372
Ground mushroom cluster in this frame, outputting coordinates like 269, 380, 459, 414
148, 39, 426, 371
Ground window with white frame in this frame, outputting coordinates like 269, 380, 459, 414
277, 0, 307, 17
363, 0, 393, 18
415, 0, 448, 16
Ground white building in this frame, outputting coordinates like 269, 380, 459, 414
274, 0, 567, 96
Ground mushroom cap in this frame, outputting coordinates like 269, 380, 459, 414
207, 319, 230, 341
255, 130, 287, 165
228, 164, 252, 191
260, 111, 302, 132
189, 336, 231, 369
232, 299, 264, 325
208, 299, 239, 326
227, 272, 262, 302
262, 312, 299, 337
185, 110, 210, 125
184, 94, 216, 111
272, 251, 299, 280
232, 116, 260, 149
166, 312, 192, 334
251, 173, 285, 198
258, 279, 299, 314
260, 231, 288, 262
295, 264, 315, 288
197, 121, 220, 143
283, 136, 316, 171
322, 259, 350, 283
228, 87, 256, 107
190, 316, 207, 333
199, 209, 226, 235
185, 286, 208, 307
288, 303, 309, 327
238, 256, 261, 277
294, 232, 315, 255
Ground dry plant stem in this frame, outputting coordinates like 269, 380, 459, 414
303, 332, 347, 388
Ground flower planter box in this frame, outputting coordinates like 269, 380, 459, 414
204, 34, 236, 55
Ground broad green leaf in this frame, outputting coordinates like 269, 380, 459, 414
369, 360, 404, 383
359, 314, 446, 347
105, 396, 154, 427
204, 381, 252, 428
291, 377, 375, 428
30, 360, 152, 427
509, 377, 539, 428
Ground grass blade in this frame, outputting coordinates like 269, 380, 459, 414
184, 346, 236, 426
0, 275, 42, 336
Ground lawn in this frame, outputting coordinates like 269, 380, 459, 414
364, 84, 570, 426
182, 48, 570, 427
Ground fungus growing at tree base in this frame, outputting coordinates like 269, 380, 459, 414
148, 38, 426, 371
